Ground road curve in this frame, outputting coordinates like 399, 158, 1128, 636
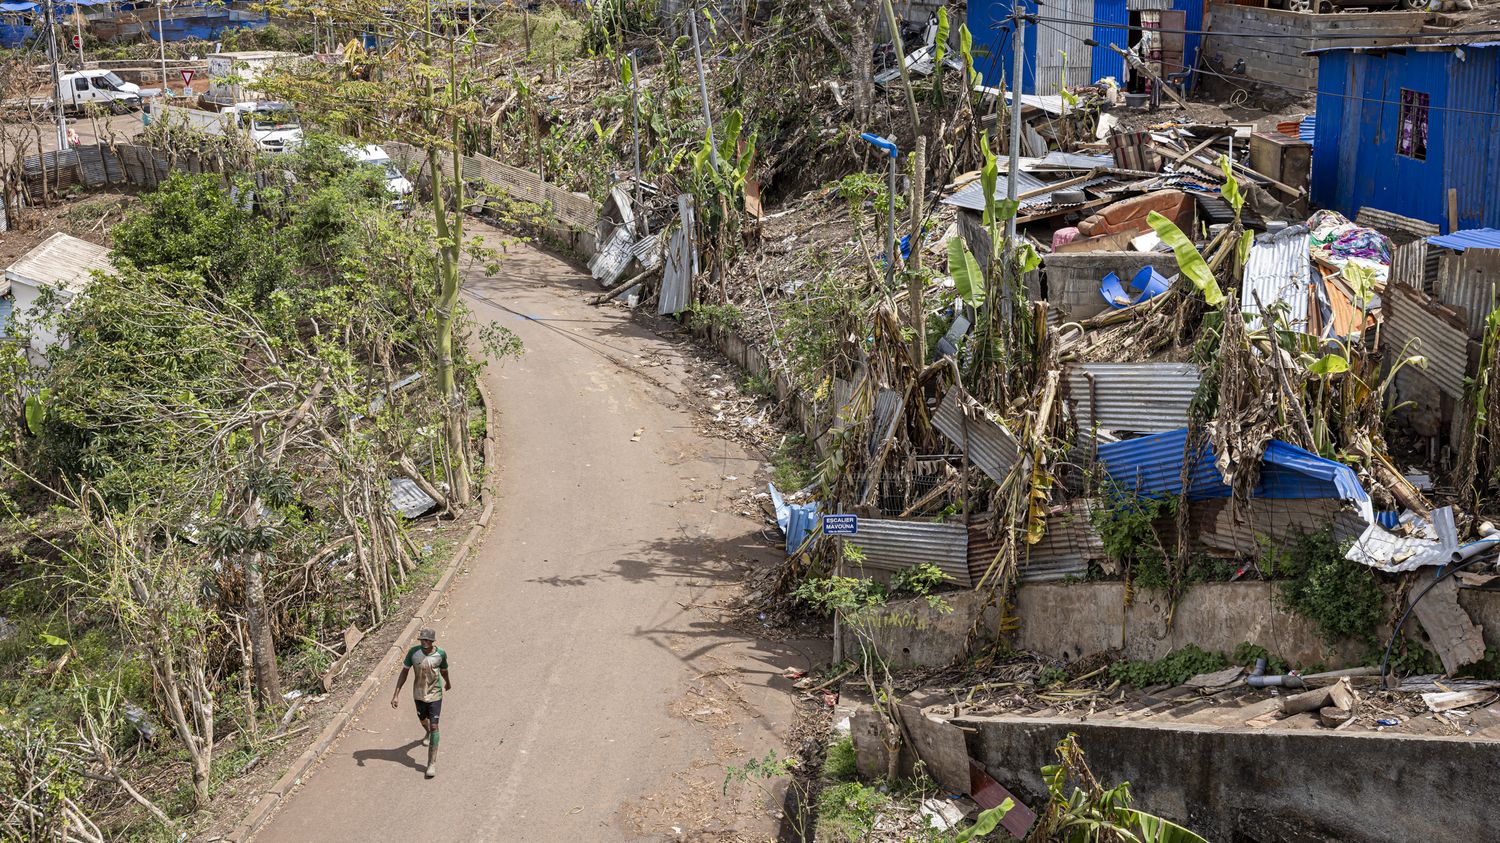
253, 225, 810, 842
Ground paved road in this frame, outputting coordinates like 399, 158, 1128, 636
254, 227, 812, 841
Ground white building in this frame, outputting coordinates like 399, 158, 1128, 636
2, 232, 114, 357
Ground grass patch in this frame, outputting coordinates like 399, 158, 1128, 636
772, 434, 817, 492
816, 780, 891, 843
740, 370, 775, 399
821, 735, 858, 782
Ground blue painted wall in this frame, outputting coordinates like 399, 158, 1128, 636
968, 0, 1202, 93
1312, 45, 1500, 232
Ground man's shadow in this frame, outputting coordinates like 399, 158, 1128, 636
353, 738, 425, 771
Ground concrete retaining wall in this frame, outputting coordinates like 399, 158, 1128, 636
1201, 5, 1428, 93
1043, 251, 1182, 321
956, 714, 1496, 843
852, 580, 1500, 670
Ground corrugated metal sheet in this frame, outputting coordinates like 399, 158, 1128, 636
931, 387, 1021, 484
1091, 0, 1129, 86
1312, 46, 1500, 232
848, 518, 971, 586
867, 389, 905, 459
968, 500, 1101, 583
589, 225, 633, 287
943, 172, 1048, 211
1429, 229, 1500, 252
4, 232, 112, 294
1036, 151, 1115, 169
1382, 283, 1471, 399
1435, 247, 1500, 338
1428, 244, 1500, 336
1299, 113, 1316, 150
1189, 498, 1354, 558
1356, 207, 1439, 243
1065, 362, 1199, 435
1388, 238, 1432, 293
1096, 428, 1370, 505
1034, 0, 1092, 94
658, 195, 695, 316
390, 477, 437, 518
631, 233, 662, 270
1241, 228, 1312, 333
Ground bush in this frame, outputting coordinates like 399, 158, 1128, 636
1273, 530, 1385, 645
1108, 645, 1228, 688
822, 735, 858, 782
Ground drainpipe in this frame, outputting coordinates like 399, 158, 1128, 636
1247, 657, 1306, 689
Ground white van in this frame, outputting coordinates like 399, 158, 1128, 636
344, 144, 414, 206
57, 70, 143, 114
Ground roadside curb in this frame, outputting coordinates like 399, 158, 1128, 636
227, 378, 501, 842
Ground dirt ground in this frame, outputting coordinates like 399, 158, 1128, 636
243, 225, 825, 842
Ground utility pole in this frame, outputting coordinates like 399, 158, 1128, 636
157, 0, 169, 97
1005, 5, 1024, 249
73, 7, 84, 67
629, 49, 646, 236
43, 0, 67, 151
686, 5, 718, 172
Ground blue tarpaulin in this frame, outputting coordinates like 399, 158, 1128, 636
1096, 428, 1369, 510
1428, 228, 1500, 252
769, 483, 818, 556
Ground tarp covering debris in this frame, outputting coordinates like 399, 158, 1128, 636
1096, 428, 1370, 514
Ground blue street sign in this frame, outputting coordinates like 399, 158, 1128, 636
823, 514, 858, 536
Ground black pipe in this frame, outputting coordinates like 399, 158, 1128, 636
1379, 555, 1494, 690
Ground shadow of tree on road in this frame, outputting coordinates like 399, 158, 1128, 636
353, 739, 426, 771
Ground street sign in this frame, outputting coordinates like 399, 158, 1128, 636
180, 69, 195, 88
822, 514, 857, 536
71, 34, 80, 50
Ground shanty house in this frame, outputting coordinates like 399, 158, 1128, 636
965, 0, 1205, 95
2, 232, 113, 356
1309, 41, 1500, 232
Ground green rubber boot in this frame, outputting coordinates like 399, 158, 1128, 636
425, 733, 439, 778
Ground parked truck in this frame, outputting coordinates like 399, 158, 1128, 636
149, 101, 302, 154
0, 70, 145, 117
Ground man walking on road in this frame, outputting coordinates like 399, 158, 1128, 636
391, 628, 451, 778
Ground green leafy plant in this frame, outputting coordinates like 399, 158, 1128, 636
1272, 529, 1384, 646
1037, 734, 1210, 842
1108, 645, 1229, 688
1147, 211, 1224, 306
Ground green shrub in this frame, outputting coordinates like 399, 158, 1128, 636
1273, 530, 1384, 645
821, 735, 858, 782
1108, 645, 1228, 688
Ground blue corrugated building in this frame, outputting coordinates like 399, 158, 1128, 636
1310, 41, 1500, 232
966, 0, 1205, 95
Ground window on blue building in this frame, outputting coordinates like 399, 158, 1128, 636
1397, 89, 1429, 161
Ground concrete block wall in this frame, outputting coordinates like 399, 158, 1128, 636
853, 580, 1500, 670
1042, 251, 1182, 322
1201, 4, 1429, 93
956, 715, 1499, 843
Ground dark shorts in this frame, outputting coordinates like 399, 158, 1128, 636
414, 698, 443, 726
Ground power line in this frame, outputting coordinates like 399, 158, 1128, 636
1025, 14, 1500, 121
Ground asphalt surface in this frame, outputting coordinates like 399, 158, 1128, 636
253, 226, 812, 841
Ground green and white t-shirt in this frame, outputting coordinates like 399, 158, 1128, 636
403, 645, 448, 702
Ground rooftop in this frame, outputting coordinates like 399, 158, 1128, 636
3, 232, 114, 296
